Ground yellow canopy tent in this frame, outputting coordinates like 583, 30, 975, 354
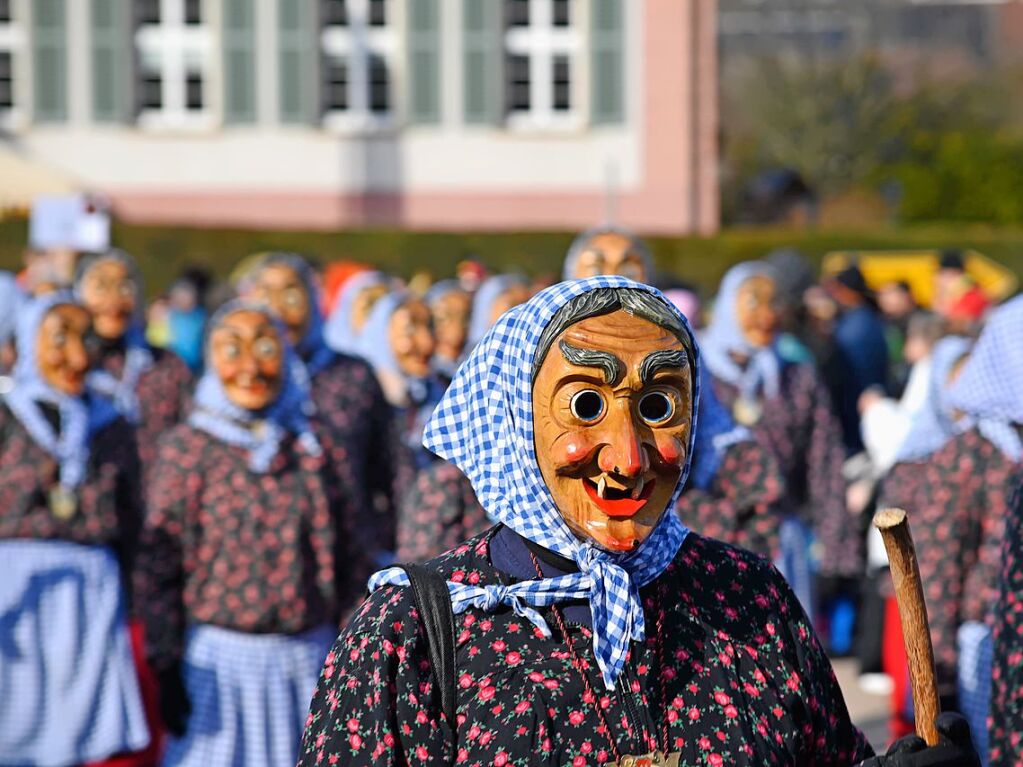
0, 143, 81, 217
821, 249, 1017, 308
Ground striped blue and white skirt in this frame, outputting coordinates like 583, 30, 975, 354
0, 539, 150, 766
775, 515, 815, 625
957, 621, 992, 767
162, 623, 336, 767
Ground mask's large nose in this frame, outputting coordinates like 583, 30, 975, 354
597, 400, 649, 478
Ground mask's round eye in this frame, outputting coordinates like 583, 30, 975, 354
570, 389, 605, 423
254, 337, 280, 359
639, 391, 674, 424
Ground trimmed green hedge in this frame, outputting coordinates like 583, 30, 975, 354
2, 218, 1022, 297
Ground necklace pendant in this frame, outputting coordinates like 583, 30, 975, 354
733, 396, 763, 426
48, 487, 78, 520
613, 751, 680, 767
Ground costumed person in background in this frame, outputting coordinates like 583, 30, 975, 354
876, 335, 973, 739
662, 286, 786, 562
562, 224, 654, 282
299, 277, 978, 767
323, 269, 391, 355
354, 293, 442, 520
424, 279, 472, 384
393, 277, 516, 564
395, 275, 531, 563
134, 302, 368, 767
700, 261, 852, 629
242, 252, 395, 564
395, 459, 489, 563
75, 250, 193, 476
884, 299, 1023, 743
935, 295, 1023, 766
675, 365, 786, 562
464, 273, 533, 351
0, 293, 149, 766
991, 476, 1023, 767
0, 271, 26, 388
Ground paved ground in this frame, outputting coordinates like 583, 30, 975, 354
833, 658, 891, 753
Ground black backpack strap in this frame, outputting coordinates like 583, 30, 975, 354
396, 563, 458, 732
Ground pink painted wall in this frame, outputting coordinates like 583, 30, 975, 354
110, 2, 719, 235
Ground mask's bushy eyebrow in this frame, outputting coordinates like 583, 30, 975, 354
640, 348, 689, 384
559, 340, 625, 386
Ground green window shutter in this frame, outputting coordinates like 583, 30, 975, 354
33, 0, 67, 122
224, 0, 256, 123
279, 0, 317, 123
91, 0, 131, 122
462, 0, 501, 125
407, 0, 440, 124
591, 0, 623, 125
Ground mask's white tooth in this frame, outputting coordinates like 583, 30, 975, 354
632, 477, 645, 499
597, 476, 607, 499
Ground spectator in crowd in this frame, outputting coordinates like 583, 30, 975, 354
825, 265, 890, 455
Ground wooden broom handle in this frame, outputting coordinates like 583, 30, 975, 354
873, 508, 941, 746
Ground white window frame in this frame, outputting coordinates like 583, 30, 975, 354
320, 0, 398, 133
504, 0, 583, 132
134, 0, 216, 130
0, 6, 25, 131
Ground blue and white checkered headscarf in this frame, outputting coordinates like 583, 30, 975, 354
894, 336, 973, 463
323, 270, 392, 355
700, 261, 781, 400
188, 300, 321, 473
948, 295, 1023, 461
2, 292, 119, 491
242, 252, 337, 379
370, 277, 700, 688
73, 249, 153, 424
465, 274, 531, 351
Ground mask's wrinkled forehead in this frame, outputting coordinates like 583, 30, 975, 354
423, 276, 701, 559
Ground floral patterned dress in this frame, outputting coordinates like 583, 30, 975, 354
712, 362, 855, 579
298, 526, 872, 766
990, 483, 1023, 767
676, 440, 786, 562
134, 422, 370, 673
880, 427, 1023, 701
310, 354, 399, 556
94, 341, 192, 474
396, 461, 491, 563
0, 400, 141, 572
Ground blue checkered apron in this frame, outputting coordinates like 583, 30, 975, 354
0, 539, 149, 766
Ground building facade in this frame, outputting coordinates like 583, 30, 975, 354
0, 0, 719, 234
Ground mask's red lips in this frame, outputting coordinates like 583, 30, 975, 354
583, 477, 655, 519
